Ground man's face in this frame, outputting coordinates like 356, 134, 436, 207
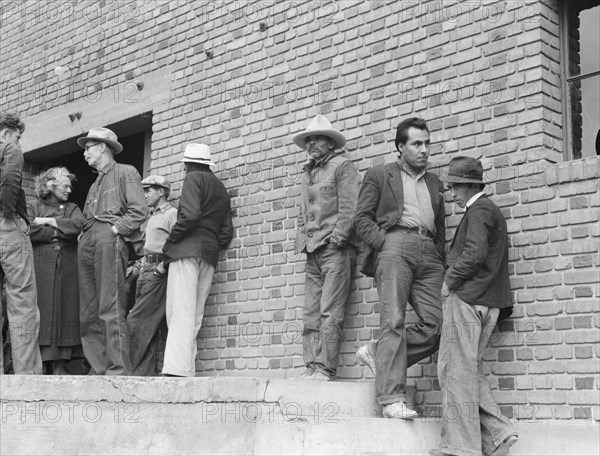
144, 186, 163, 208
448, 183, 476, 208
83, 141, 105, 169
398, 127, 430, 172
0, 128, 21, 145
305, 135, 334, 160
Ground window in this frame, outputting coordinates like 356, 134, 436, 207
561, 0, 600, 159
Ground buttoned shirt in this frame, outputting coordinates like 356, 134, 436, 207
82, 159, 147, 236
143, 202, 177, 255
397, 159, 435, 234
296, 151, 360, 253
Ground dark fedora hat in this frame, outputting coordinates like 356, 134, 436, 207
446, 156, 484, 184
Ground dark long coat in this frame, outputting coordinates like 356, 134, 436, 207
28, 199, 84, 346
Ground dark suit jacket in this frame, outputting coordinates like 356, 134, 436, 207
445, 194, 512, 309
163, 169, 233, 268
354, 162, 445, 277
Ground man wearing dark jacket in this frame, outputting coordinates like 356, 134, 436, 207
431, 156, 517, 456
0, 113, 42, 374
355, 118, 445, 419
161, 144, 233, 377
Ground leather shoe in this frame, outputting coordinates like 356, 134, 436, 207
307, 371, 333, 381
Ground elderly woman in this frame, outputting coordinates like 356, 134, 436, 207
28, 167, 85, 375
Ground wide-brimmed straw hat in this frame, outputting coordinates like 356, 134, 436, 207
181, 143, 215, 166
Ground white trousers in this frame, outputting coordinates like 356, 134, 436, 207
162, 257, 214, 377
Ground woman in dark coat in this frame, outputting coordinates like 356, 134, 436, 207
28, 167, 84, 375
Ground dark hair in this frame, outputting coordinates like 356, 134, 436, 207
394, 117, 429, 150
0, 113, 25, 134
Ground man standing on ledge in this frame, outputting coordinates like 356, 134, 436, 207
77, 127, 147, 375
355, 117, 445, 418
293, 115, 360, 381
161, 144, 233, 377
430, 156, 517, 456
0, 113, 42, 374
125, 175, 177, 376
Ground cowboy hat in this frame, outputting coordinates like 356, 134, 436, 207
292, 115, 346, 150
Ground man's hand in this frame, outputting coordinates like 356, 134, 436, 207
441, 281, 451, 300
111, 225, 119, 236
154, 262, 167, 276
34, 217, 58, 229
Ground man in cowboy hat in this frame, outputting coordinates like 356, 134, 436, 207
354, 117, 445, 419
0, 112, 42, 374
77, 127, 147, 375
161, 143, 233, 377
124, 175, 177, 376
430, 156, 517, 456
293, 115, 360, 381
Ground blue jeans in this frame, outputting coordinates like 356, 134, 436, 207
125, 263, 167, 376
78, 222, 129, 375
374, 229, 444, 404
437, 292, 517, 456
303, 244, 356, 378
0, 216, 42, 374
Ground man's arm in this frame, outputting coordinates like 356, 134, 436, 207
0, 142, 24, 219
444, 204, 494, 290
167, 173, 203, 243
330, 160, 360, 246
294, 197, 307, 254
354, 168, 385, 250
217, 206, 233, 248
114, 166, 148, 236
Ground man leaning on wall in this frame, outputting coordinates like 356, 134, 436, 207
0, 113, 42, 375
430, 156, 517, 456
293, 115, 360, 381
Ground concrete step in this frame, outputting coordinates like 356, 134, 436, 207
1, 376, 598, 455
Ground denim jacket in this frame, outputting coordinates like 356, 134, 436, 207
295, 153, 360, 254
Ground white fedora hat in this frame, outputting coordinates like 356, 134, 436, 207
77, 127, 123, 154
181, 143, 215, 166
292, 115, 346, 150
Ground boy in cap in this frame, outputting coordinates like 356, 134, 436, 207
430, 156, 517, 456
77, 127, 147, 375
161, 144, 233, 377
293, 115, 360, 381
125, 175, 177, 376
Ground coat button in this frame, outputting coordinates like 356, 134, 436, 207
54, 245, 60, 251
308, 233, 313, 237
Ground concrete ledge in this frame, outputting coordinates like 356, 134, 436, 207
1, 376, 598, 455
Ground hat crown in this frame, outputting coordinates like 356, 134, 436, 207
141, 175, 171, 190
86, 127, 118, 143
304, 115, 334, 135
181, 143, 215, 166
447, 156, 484, 183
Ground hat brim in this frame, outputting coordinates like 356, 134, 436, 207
445, 175, 484, 184
142, 183, 171, 190
77, 136, 123, 154
293, 129, 346, 150
181, 158, 216, 167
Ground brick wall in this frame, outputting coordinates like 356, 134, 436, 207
1, 0, 598, 421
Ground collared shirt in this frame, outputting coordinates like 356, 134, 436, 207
397, 158, 435, 233
143, 202, 177, 255
82, 159, 147, 235
466, 191, 485, 209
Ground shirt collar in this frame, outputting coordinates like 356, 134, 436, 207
396, 157, 426, 180
98, 159, 116, 175
466, 191, 485, 208
152, 202, 172, 214
304, 150, 337, 171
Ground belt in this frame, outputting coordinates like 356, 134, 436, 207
145, 254, 164, 263
390, 224, 434, 239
